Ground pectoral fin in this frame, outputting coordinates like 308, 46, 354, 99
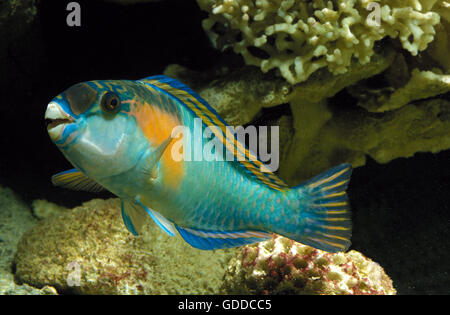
121, 201, 148, 236
52, 169, 105, 192
141, 136, 173, 179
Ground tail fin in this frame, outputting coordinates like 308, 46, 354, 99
295, 163, 352, 253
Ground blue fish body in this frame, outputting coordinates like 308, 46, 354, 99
45, 75, 352, 252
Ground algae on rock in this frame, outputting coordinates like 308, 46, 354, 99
14, 198, 236, 294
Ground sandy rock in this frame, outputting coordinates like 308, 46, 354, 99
15, 198, 236, 294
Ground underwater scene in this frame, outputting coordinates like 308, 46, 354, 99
1, 0, 449, 297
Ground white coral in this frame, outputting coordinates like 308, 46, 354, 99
198, 0, 441, 84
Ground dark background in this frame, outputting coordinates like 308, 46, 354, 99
1, 0, 449, 294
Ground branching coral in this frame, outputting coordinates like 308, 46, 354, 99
197, 0, 441, 84
426, 1, 450, 70
222, 235, 396, 294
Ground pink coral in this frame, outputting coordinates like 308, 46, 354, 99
223, 235, 396, 295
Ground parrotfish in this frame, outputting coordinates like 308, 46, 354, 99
45, 75, 352, 252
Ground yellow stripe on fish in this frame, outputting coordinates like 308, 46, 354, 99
142, 78, 289, 192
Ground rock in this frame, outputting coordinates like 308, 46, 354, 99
0, 184, 57, 294
0, 185, 36, 273
14, 198, 236, 294
281, 97, 450, 182
222, 235, 396, 295
165, 49, 395, 127
31, 199, 70, 220
350, 67, 450, 113
0, 271, 57, 295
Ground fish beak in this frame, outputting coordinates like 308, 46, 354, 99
45, 102, 75, 141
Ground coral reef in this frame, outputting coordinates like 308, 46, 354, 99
164, 55, 450, 184
2, 0, 448, 296
167, 0, 450, 183
222, 235, 396, 294
197, 0, 442, 84
164, 48, 395, 126
14, 198, 236, 294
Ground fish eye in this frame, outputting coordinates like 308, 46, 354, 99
100, 92, 121, 114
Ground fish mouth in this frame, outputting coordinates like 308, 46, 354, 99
45, 102, 75, 141
46, 118, 72, 130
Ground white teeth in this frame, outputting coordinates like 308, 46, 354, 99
45, 102, 73, 141
45, 102, 68, 120
48, 123, 65, 141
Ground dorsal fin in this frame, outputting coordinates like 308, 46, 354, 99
139, 75, 289, 192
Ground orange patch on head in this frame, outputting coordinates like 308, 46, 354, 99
132, 102, 184, 188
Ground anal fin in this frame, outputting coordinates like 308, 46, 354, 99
176, 226, 272, 250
